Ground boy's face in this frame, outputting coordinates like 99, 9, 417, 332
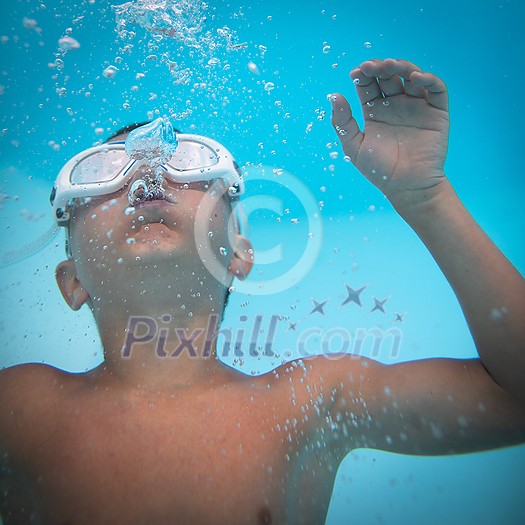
66, 147, 241, 300
69, 176, 234, 264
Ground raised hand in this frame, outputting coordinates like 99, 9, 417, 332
330, 58, 450, 208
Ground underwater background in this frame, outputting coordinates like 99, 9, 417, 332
1, 0, 524, 523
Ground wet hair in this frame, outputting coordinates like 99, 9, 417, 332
66, 121, 240, 321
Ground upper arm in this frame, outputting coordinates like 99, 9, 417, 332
0, 363, 60, 410
307, 355, 525, 457
0, 364, 64, 524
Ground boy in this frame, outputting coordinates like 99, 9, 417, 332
1, 58, 524, 525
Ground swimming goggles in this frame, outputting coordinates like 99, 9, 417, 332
50, 134, 245, 225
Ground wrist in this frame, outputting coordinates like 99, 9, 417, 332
388, 176, 458, 221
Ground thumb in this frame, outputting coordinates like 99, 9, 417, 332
329, 93, 363, 163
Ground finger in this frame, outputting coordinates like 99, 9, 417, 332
377, 58, 405, 96
383, 59, 426, 97
350, 65, 383, 105
329, 92, 364, 162
378, 74, 404, 97
410, 71, 449, 112
360, 58, 404, 98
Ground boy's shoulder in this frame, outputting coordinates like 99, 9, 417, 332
0, 363, 75, 447
0, 362, 73, 396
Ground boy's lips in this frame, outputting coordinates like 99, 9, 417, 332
130, 199, 179, 228
134, 198, 172, 210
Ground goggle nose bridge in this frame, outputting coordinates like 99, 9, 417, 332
122, 158, 205, 186
122, 159, 166, 184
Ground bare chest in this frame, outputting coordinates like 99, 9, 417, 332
16, 388, 321, 525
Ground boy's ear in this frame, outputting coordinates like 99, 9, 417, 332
227, 234, 254, 281
55, 259, 90, 311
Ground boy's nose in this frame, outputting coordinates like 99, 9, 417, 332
126, 162, 168, 204
128, 160, 165, 180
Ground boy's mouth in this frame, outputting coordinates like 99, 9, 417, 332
135, 198, 171, 210
130, 198, 179, 229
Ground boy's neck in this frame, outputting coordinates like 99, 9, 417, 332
89, 308, 238, 395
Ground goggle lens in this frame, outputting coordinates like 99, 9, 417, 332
166, 143, 219, 171
70, 149, 129, 184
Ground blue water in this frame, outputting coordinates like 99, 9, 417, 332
1, 1, 524, 524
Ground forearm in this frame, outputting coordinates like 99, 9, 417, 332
390, 178, 525, 403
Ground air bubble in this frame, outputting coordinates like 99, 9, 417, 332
125, 118, 178, 167
102, 65, 118, 78
248, 62, 260, 75
58, 36, 80, 51
22, 17, 38, 30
